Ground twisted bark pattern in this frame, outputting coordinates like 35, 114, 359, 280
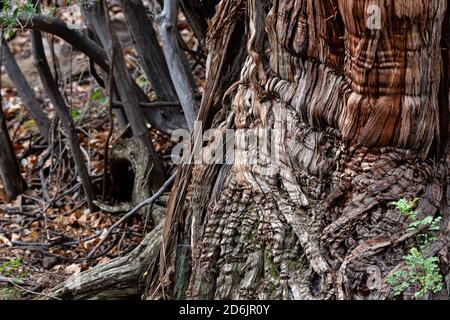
161, 0, 450, 300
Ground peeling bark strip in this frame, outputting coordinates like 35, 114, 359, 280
153, 0, 450, 300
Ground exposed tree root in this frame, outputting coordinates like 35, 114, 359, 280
49, 222, 162, 300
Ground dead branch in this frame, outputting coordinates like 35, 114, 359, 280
156, 0, 199, 131
0, 34, 27, 201
50, 221, 163, 300
82, 2, 166, 190
1, 39, 51, 141
30, 28, 96, 212
86, 172, 176, 261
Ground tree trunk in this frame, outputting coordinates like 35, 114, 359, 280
118, 0, 188, 133
151, 0, 450, 300
0, 85, 26, 201
51, 0, 449, 300
0, 28, 27, 201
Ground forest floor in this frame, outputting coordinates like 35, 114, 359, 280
0, 7, 204, 300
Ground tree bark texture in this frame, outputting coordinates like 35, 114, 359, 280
152, 0, 450, 300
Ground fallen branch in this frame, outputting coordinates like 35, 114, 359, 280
50, 222, 164, 300
85, 172, 177, 262
112, 100, 181, 109
1, 275, 61, 300
92, 200, 132, 214
0, 275, 29, 286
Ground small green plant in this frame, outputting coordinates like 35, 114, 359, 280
1, 0, 37, 38
387, 248, 443, 298
70, 108, 83, 122
387, 199, 443, 299
136, 74, 149, 90
90, 87, 109, 106
0, 257, 27, 300
0, 257, 26, 277
49, 6, 58, 16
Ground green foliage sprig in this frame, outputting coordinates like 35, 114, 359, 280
386, 199, 443, 299
1, 0, 37, 39
0, 257, 27, 300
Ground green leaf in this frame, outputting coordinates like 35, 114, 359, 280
90, 88, 103, 101
70, 108, 82, 121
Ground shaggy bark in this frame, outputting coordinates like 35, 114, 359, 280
49, 0, 449, 300
152, 0, 450, 300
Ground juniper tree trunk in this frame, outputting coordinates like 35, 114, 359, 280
51, 0, 449, 300
151, 0, 450, 300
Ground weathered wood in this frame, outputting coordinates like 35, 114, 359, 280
82, 1, 166, 191
118, 0, 187, 133
30, 29, 96, 212
118, 0, 177, 102
97, 138, 167, 223
46, 0, 449, 301
50, 221, 163, 300
147, 0, 249, 299
152, 0, 450, 300
156, 0, 199, 132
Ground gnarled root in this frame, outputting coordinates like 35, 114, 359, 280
49, 222, 162, 300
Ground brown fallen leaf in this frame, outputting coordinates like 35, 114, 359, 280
65, 263, 82, 275
0, 234, 12, 246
